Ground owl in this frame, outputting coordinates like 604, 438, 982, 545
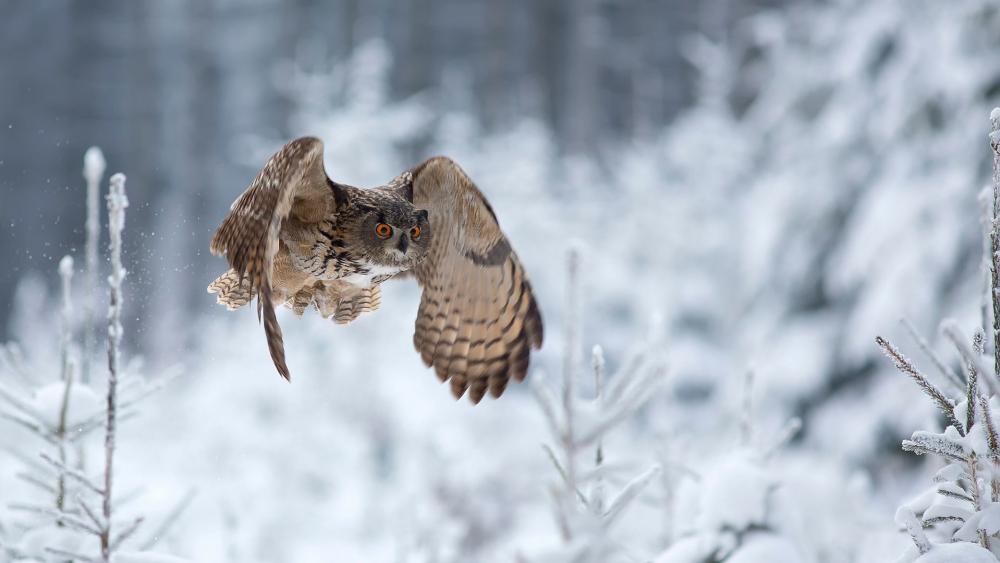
208, 137, 543, 403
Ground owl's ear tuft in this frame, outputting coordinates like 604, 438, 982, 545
394, 180, 414, 203
417, 209, 429, 221
328, 180, 350, 209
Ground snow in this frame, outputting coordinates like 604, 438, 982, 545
28, 380, 101, 428
912, 543, 996, 563
725, 534, 802, 563
83, 146, 106, 187
695, 455, 772, 532
112, 552, 192, 563
4, 0, 1000, 560
57, 256, 73, 279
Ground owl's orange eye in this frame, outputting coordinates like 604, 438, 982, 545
410, 225, 421, 240
375, 223, 392, 238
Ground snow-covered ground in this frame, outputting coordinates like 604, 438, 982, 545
5, 0, 1000, 561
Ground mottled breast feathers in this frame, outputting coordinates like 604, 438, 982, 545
208, 137, 544, 403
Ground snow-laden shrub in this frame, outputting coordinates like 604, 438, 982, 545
877, 109, 1000, 561
523, 248, 665, 563
652, 368, 805, 563
0, 156, 189, 562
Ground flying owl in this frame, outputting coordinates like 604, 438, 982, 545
208, 137, 543, 403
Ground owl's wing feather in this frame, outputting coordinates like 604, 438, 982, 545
409, 157, 543, 403
209, 137, 333, 381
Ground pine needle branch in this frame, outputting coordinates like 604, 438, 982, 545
601, 465, 661, 527
875, 336, 964, 434
979, 394, 1000, 462
989, 107, 1000, 382
902, 432, 969, 462
897, 507, 931, 554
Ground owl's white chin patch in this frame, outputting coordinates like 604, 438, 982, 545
341, 262, 403, 287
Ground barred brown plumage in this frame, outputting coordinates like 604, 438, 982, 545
208, 137, 543, 402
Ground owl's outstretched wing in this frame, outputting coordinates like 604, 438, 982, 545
209, 137, 334, 381
407, 157, 543, 403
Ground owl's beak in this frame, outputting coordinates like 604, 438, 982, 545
397, 235, 409, 254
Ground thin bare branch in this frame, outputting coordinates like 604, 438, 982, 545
0, 343, 33, 386
542, 444, 588, 506
741, 368, 755, 447
763, 417, 803, 460
0, 410, 57, 444
602, 465, 661, 527
531, 374, 563, 438
82, 145, 106, 385
101, 172, 129, 562
0, 383, 53, 430
110, 516, 145, 552
9, 503, 101, 536
40, 452, 104, 496
943, 321, 1000, 399
77, 495, 106, 531
15, 471, 56, 494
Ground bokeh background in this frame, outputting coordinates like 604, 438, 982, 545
2, 0, 1000, 561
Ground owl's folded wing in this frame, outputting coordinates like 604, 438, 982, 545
407, 157, 544, 403
209, 136, 334, 381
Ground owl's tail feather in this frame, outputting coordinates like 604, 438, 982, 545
207, 269, 257, 310
260, 277, 291, 381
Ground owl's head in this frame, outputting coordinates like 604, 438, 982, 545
333, 184, 432, 270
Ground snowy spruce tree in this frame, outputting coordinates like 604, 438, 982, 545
0, 154, 189, 562
877, 109, 1000, 562
523, 247, 664, 563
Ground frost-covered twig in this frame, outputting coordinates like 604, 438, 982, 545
39, 452, 104, 496
59, 256, 75, 383
100, 172, 129, 561
83, 147, 106, 385
875, 336, 964, 434
561, 247, 581, 522
877, 112, 1000, 554
989, 108, 1000, 382
897, 507, 931, 554
740, 369, 755, 446
0, 343, 32, 387
9, 503, 101, 536
531, 248, 663, 561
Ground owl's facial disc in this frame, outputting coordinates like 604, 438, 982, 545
360, 205, 431, 269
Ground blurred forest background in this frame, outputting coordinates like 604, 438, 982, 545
3, 0, 1000, 561
0, 0, 768, 352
